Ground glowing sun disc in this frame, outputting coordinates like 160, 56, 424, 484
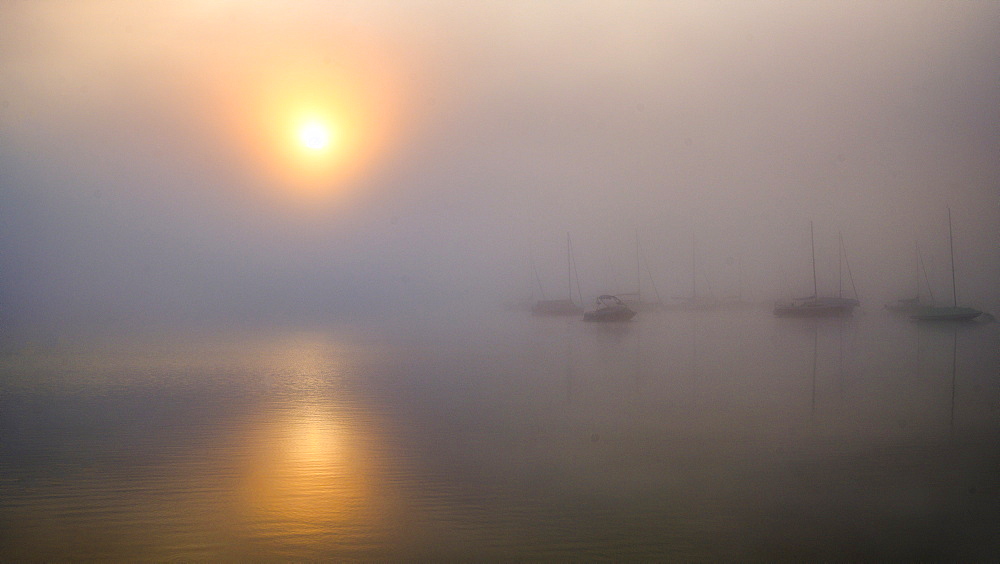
299, 121, 330, 150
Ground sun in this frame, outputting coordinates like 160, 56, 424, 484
221, 57, 407, 202
298, 120, 331, 151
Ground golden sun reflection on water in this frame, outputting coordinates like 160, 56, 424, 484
230, 334, 408, 557
241, 408, 361, 525
0, 329, 419, 560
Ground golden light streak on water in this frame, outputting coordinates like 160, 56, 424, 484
228, 332, 410, 558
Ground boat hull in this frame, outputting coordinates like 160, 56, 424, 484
584, 305, 637, 322
910, 306, 982, 321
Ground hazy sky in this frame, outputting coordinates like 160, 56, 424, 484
2, 1, 998, 328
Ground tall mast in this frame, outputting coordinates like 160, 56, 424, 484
810, 221, 818, 299
948, 207, 957, 307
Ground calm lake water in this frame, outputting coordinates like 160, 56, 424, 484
2, 309, 999, 561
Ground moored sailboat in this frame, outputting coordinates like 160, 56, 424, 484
910, 209, 982, 322
532, 233, 584, 316
774, 222, 859, 318
886, 242, 936, 314
619, 230, 664, 312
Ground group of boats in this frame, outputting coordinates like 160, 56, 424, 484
529, 234, 640, 322
529, 209, 987, 323
771, 210, 984, 322
530, 293, 637, 322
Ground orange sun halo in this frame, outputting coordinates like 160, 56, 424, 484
215, 54, 406, 204
248, 102, 360, 198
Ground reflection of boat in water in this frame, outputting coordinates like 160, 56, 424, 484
584, 295, 637, 322
911, 209, 982, 322
774, 223, 859, 318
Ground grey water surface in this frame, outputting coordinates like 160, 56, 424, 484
2, 310, 998, 561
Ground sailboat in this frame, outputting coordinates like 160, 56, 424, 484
910, 209, 982, 322
532, 233, 584, 316
666, 236, 719, 311
814, 232, 861, 309
773, 222, 859, 318
886, 243, 937, 313
617, 231, 663, 312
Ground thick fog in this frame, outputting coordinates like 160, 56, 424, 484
2, 1, 998, 331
